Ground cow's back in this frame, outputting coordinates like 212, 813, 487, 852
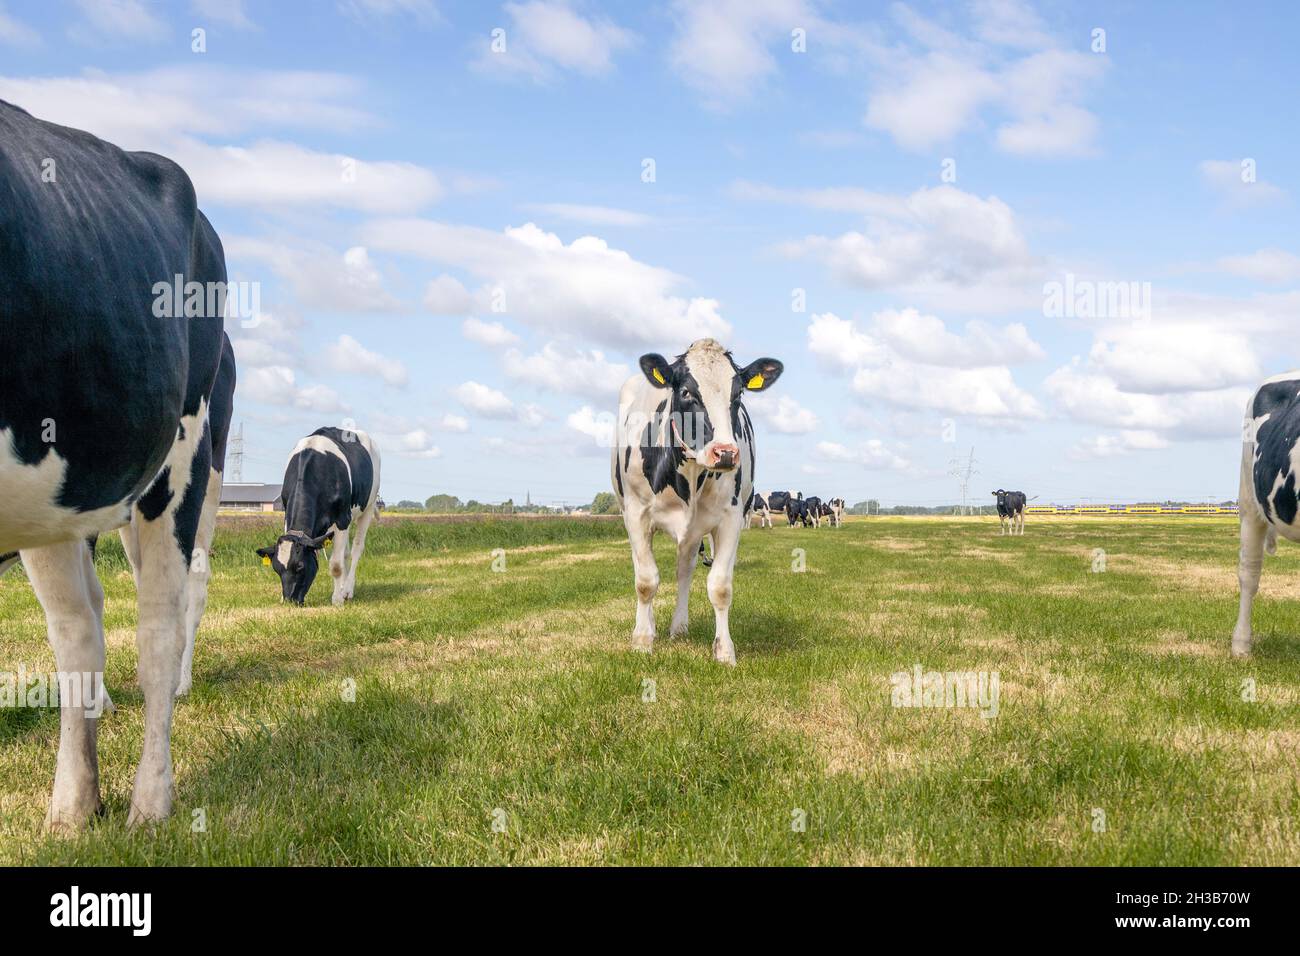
0, 100, 223, 545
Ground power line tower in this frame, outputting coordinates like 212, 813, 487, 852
229, 422, 244, 483
947, 446, 979, 515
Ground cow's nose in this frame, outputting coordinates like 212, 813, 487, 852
710, 443, 739, 469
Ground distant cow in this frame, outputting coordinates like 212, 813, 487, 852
825, 497, 846, 528
786, 496, 811, 527
0, 100, 229, 829
612, 338, 783, 664
766, 490, 794, 516
257, 427, 381, 606
804, 496, 824, 528
992, 489, 1027, 535
747, 492, 772, 529
1234, 373, 1300, 657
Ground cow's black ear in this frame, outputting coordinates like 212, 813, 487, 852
639, 353, 672, 388
740, 358, 783, 391
256, 546, 274, 558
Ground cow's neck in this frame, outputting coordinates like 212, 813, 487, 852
283, 493, 330, 538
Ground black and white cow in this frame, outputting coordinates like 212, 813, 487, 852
1234, 372, 1300, 657
0, 100, 229, 829
804, 495, 824, 528
824, 497, 846, 528
747, 492, 772, 529
257, 427, 381, 606
612, 338, 782, 664
992, 489, 1027, 535
766, 490, 792, 516
786, 495, 811, 527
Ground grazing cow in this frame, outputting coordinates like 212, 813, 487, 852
804, 495, 824, 528
747, 492, 772, 529
1234, 372, 1300, 657
766, 490, 792, 516
0, 99, 228, 829
612, 338, 783, 664
992, 489, 1027, 535
786, 495, 811, 527
257, 427, 381, 606
825, 497, 846, 528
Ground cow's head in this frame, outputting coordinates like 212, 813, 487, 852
256, 531, 329, 605
640, 339, 782, 472
992, 489, 1008, 508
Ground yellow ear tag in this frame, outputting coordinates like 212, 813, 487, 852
653, 367, 666, 385
747, 374, 765, 390
262, 556, 271, 566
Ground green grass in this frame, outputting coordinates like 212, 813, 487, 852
1, 515, 1297, 865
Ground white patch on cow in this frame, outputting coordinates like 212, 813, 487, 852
276, 539, 294, 566
0, 428, 135, 552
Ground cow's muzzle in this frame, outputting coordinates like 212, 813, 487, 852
707, 443, 739, 471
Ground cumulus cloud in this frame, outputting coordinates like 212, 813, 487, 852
478, 2, 634, 80
461, 318, 521, 348
424, 275, 476, 315
360, 219, 730, 348
323, 334, 409, 387
226, 239, 402, 313
1068, 430, 1169, 461
815, 440, 912, 472
1200, 160, 1287, 208
1085, 325, 1260, 395
1215, 248, 1300, 283
746, 393, 819, 435
502, 344, 631, 402
454, 381, 518, 419
523, 202, 653, 227
381, 428, 442, 459
771, 185, 1043, 311
240, 366, 349, 414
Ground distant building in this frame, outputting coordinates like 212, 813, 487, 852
220, 482, 283, 512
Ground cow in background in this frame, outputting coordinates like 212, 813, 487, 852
747, 492, 772, 528
612, 338, 783, 664
825, 497, 846, 527
786, 495, 810, 527
1234, 372, 1300, 657
993, 489, 1027, 535
257, 427, 381, 606
0, 99, 228, 829
804, 495, 824, 527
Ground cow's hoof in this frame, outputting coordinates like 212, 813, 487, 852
669, 616, 688, 637
1231, 639, 1252, 659
44, 797, 102, 835
173, 681, 191, 699
631, 633, 654, 653
712, 644, 736, 666
126, 794, 172, 828
331, 594, 345, 607
101, 690, 117, 714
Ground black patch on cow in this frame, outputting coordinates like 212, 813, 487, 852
640, 421, 691, 503
137, 467, 173, 521
613, 450, 624, 498
1252, 381, 1300, 525
0, 100, 225, 519
172, 419, 212, 559
208, 335, 237, 473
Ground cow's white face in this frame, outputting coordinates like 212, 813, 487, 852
639, 338, 782, 472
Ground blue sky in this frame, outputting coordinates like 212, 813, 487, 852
2, 0, 1297, 507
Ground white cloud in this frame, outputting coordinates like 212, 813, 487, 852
1086, 325, 1260, 395
1200, 160, 1287, 208
480, 2, 634, 80
425, 275, 475, 314
454, 381, 517, 419
853, 361, 1043, 421
361, 219, 730, 348
226, 239, 402, 313
71, 0, 168, 42
461, 318, 521, 348
1216, 248, 1300, 283
240, 366, 349, 413
567, 405, 615, 446
667, 0, 823, 107
864, 6, 1106, 156
523, 202, 652, 227
815, 440, 912, 472
439, 413, 470, 432
1068, 430, 1169, 461
324, 335, 409, 387
193, 0, 257, 30
872, 309, 1045, 367
0, 3, 39, 45
774, 185, 1043, 311
383, 428, 442, 459
806, 312, 888, 372
746, 393, 819, 435
502, 344, 631, 402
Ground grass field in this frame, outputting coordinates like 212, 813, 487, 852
1, 514, 1298, 865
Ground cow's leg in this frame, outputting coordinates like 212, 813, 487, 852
1232, 506, 1270, 658
670, 535, 703, 637
118, 519, 142, 589
342, 507, 375, 602
23, 540, 106, 831
177, 467, 222, 697
80, 542, 115, 715
706, 515, 743, 665
129, 422, 210, 825
329, 527, 350, 606
626, 509, 658, 652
